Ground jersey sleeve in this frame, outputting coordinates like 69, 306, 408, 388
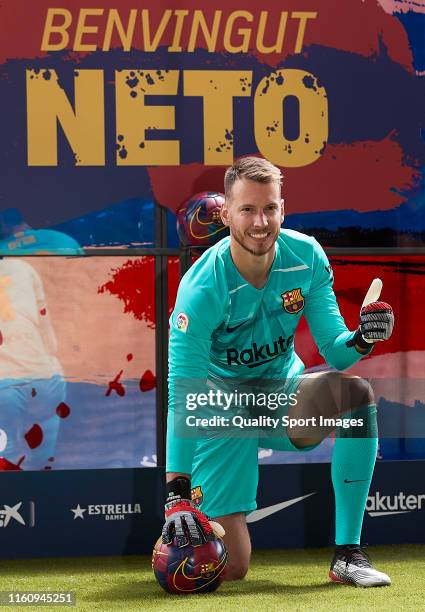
303, 239, 372, 370
166, 255, 226, 475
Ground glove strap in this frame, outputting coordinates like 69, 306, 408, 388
346, 329, 372, 350
165, 476, 192, 510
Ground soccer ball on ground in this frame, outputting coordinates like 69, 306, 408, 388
152, 535, 228, 594
176, 192, 228, 247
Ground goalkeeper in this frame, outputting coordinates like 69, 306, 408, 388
165, 157, 394, 587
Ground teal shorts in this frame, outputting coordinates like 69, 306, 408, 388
191, 375, 320, 518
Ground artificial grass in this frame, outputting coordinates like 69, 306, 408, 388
1, 545, 424, 611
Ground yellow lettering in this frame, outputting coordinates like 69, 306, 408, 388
142, 9, 173, 52
188, 10, 222, 53
223, 11, 253, 53
41, 8, 72, 52
291, 12, 317, 53
256, 12, 288, 54
26, 69, 105, 166
168, 10, 189, 52
115, 69, 179, 165
254, 69, 328, 167
184, 70, 252, 165
74, 8, 104, 52
103, 9, 137, 52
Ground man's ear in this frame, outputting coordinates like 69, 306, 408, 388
280, 198, 285, 224
221, 202, 230, 227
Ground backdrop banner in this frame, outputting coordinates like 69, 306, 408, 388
1, 462, 424, 559
0, 1, 423, 249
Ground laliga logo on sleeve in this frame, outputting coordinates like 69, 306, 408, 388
176, 312, 189, 333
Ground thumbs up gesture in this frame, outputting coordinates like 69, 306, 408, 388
347, 279, 395, 351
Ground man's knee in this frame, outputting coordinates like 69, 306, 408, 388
346, 375, 375, 408
213, 512, 251, 581
224, 562, 249, 581
317, 372, 375, 415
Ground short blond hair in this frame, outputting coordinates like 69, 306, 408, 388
224, 157, 282, 198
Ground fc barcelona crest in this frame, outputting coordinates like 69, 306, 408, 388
281, 288, 305, 314
191, 485, 203, 507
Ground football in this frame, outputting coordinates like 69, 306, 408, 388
152, 535, 228, 594
176, 192, 228, 247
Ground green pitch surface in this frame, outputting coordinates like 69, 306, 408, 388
1, 545, 424, 611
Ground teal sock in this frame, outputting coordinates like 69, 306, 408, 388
332, 404, 378, 545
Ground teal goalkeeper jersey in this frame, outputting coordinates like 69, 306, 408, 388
167, 229, 368, 474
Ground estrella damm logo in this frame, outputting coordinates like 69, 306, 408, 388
281, 288, 305, 314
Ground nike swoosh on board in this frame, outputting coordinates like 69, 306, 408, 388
246, 492, 317, 523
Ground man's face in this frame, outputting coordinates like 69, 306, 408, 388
221, 178, 284, 257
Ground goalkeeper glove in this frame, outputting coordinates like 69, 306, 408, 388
347, 301, 394, 350
163, 476, 215, 548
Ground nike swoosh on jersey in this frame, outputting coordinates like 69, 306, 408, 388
246, 492, 317, 523
344, 478, 368, 483
226, 321, 248, 332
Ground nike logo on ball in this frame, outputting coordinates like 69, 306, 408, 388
344, 478, 368, 483
226, 321, 248, 332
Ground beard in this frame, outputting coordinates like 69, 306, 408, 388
231, 227, 278, 257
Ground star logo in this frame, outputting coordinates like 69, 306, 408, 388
71, 504, 87, 520
0, 502, 26, 527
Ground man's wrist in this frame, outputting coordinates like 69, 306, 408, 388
355, 343, 372, 354
165, 476, 192, 505
347, 329, 374, 353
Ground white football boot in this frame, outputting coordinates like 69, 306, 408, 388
329, 545, 391, 587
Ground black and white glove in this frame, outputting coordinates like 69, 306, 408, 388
162, 477, 224, 547
348, 300, 395, 350
346, 278, 394, 351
